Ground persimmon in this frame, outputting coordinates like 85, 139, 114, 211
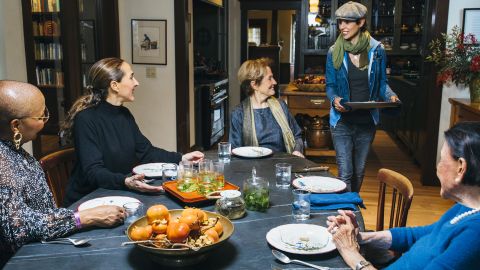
182, 208, 207, 222
167, 220, 191, 243
146, 204, 170, 224
130, 225, 153, 241
204, 228, 219, 243
151, 220, 168, 234
179, 214, 200, 230
213, 220, 223, 235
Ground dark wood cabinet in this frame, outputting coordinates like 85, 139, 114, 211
21, 0, 119, 158
449, 98, 480, 126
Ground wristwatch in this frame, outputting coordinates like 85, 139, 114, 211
355, 260, 371, 270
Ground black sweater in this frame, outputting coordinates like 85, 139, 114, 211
64, 101, 182, 206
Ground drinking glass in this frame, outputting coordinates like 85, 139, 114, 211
292, 189, 310, 221
177, 161, 198, 192
213, 161, 225, 190
218, 142, 231, 163
162, 163, 177, 181
275, 163, 291, 189
123, 202, 145, 225
198, 159, 215, 196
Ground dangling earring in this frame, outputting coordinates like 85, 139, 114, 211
13, 130, 22, 150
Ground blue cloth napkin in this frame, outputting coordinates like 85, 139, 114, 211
309, 192, 365, 211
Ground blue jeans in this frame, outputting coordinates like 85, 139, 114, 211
331, 120, 376, 192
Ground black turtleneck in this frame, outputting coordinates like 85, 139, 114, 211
64, 101, 182, 206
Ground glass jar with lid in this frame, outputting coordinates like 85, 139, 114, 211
215, 190, 245, 220
243, 177, 270, 212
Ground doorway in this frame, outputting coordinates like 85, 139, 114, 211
240, 0, 302, 99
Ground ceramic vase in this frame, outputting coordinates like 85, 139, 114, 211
469, 75, 480, 103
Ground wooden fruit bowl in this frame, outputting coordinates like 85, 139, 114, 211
293, 83, 326, 92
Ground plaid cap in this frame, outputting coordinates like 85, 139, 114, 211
335, 1, 367, 21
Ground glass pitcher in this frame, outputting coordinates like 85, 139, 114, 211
243, 177, 270, 212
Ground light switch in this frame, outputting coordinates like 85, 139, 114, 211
146, 67, 156, 78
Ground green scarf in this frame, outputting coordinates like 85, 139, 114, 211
332, 31, 371, 70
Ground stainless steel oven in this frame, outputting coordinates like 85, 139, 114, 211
195, 78, 229, 150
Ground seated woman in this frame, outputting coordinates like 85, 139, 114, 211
0, 81, 125, 266
327, 121, 480, 270
61, 58, 204, 206
229, 58, 304, 157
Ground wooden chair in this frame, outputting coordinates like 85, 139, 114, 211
39, 148, 76, 207
376, 168, 414, 231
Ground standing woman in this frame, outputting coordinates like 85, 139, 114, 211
61, 58, 203, 206
326, 2, 399, 192
229, 58, 304, 157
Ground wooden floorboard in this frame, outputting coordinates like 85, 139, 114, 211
311, 130, 454, 231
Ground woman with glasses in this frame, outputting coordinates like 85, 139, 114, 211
0, 80, 125, 267
325, 2, 399, 192
60, 58, 204, 206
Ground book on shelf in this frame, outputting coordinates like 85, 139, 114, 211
31, 0, 61, 12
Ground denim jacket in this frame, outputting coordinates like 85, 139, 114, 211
326, 37, 396, 127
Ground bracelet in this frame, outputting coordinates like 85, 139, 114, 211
74, 212, 82, 229
355, 260, 371, 270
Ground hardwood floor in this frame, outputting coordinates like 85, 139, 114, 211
312, 130, 454, 230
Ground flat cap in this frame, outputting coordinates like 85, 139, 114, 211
335, 1, 367, 20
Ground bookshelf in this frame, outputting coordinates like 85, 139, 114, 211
22, 0, 120, 158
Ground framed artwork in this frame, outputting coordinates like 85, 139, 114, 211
131, 19, 167, 65
462, 8, 480, 44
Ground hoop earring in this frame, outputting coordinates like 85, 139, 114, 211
13, 130, 22, 150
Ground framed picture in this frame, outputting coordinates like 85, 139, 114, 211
131, 19, 167, 65
462, 8, 480, 44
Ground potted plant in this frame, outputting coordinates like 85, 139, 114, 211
426, 26, 480, 102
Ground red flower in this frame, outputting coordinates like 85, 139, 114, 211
471, 55, 480, 73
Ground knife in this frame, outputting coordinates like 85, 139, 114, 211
292, 166, 329, 173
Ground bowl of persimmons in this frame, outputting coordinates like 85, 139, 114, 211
126, 204, 234, 266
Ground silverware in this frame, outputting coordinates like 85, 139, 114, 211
292, 166, 329, 173
272, 249, 329, 270
42, 237, 91, 246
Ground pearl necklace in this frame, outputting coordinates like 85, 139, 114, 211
450, 208, 480, 224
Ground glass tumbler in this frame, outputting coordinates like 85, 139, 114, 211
198, 159, 215, 196
177, 161, 198, 192
213, 161, 225, 190
292, 189, 310, 221
218, 142, 231, 163
275, 163, 291, 189
162, 163, 177, 181
123, 201, 145, 225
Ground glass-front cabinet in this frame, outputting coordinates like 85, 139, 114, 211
302, 0, 426, 75
22, 0, 119, 158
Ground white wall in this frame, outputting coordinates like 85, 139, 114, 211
118, 0, 180, 151
436, 0, 480, 162
248, 10, 272, 44
278, 10, 294, 63
0, 0, 33, 154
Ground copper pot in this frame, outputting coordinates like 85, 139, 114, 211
305, 117, 332, 149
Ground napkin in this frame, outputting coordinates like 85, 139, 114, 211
309, 192, 365, 211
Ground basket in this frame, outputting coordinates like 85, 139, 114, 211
293, 83, 326, 92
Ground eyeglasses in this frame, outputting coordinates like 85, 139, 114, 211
23, 107, 50, 123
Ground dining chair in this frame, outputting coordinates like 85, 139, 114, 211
39, 148, 76, 207
376, 168, 414, 231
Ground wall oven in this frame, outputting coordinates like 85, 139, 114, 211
195, 78, 229, 150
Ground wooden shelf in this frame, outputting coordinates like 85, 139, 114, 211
37, 84, 64, 89
305, 148, 336, 157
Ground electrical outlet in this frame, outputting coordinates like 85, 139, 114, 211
146, 67, 156, 78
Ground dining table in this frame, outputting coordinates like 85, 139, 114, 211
5, 151, 364, 270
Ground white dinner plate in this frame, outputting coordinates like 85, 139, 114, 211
77, 196, 140, 211
266, 224, 335, 255
133, 163, 173, 178
292, 176, 346, 193
232, 146, 273, 158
